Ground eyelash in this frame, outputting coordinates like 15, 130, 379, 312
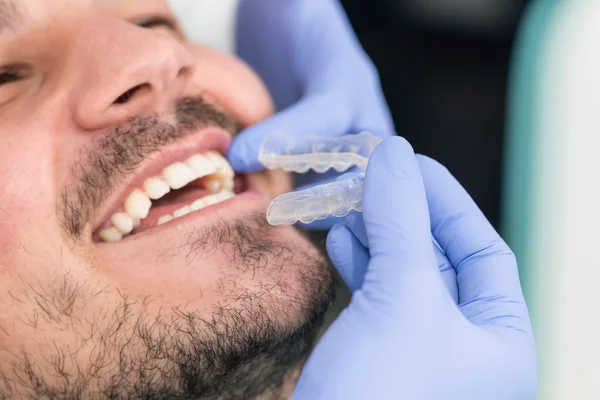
0, 66, 25, 86
137, 17, 178, 31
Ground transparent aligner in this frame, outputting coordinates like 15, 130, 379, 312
259, 131, 382, 173
267, 173, 365, 225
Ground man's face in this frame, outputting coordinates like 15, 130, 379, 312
0, 0, 334, 398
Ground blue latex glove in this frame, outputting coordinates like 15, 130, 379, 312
292, 137, 538, 399
231, 0, 395, 226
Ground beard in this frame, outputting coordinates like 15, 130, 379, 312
1, 214, 335, 400
1, 95, 336, 399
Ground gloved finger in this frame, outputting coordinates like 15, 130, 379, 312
333, 173, 368, 247
363, 137, 433, 264
359, 137, 443, 301
228, 95, 355, 173
342, 210, 368, 248
417, 155, 530, 328
326, 223, 369, 292
434, 244, 458, 304
343, 209, 458, 303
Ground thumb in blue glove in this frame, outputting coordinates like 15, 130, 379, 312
292, 137, 537, 399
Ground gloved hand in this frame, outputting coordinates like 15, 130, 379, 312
229, 0, 394, 203
292, 137, 538, 399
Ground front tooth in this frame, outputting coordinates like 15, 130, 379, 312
187, 154, 217, 178
202, 193, 222, 206
99, 227, 123, 243
173, 205, 191, 218
218, 190, 235, 201
163, 162, 196, 190
205, 151, 235, 177
111, 212, 134, 234
132, 218, 141, 228
191, 199, 206, 211
124, 189, 152, 219
197, 190, 235, 207
212, 190, 235, 203
157, 215, 174, 225
143, 177, 170, 200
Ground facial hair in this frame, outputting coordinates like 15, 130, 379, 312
1, 97, 336, 399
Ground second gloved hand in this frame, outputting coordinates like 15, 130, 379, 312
292, 137, 538, 399
229, 0, 395, 220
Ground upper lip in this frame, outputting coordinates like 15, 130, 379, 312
90, 126, 233, 233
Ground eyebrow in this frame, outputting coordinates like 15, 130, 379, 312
0, 0, 20, 34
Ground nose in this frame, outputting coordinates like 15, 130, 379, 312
67, 18, 195, 130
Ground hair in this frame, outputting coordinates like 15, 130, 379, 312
1, 215, 335, 399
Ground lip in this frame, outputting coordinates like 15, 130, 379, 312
91, 127, 233, 234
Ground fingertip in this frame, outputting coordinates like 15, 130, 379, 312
369, 136, 416, 169
365, 136, 422, 190
342, 211, 368, 248
326, 223, 369, 292
227, 135, 263, 172
415, 154, 452, 183
326, 223, 349, 253
362, 136, 432, 263
364, 136, 423, 201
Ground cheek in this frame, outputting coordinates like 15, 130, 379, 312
186, 45, 274, 127
0, 123, 58, 260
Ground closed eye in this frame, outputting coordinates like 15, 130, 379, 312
0, 65, 28, 86
136, 16, 178, 31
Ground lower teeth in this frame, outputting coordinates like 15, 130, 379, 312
99, 190, 235, 242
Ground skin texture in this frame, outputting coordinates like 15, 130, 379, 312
0, 0, 334, 398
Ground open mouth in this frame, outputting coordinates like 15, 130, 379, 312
94, 148, 244, 243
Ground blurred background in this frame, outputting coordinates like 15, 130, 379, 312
170, 1, 600, 398
340, 0, 528, 229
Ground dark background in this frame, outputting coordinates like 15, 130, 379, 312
340, 0, 530, 228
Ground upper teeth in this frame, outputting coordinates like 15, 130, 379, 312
143, 177, 170, 200
99, 151, 236, 242
187, 154, 217, 177
163, 162, 196, 190
124, 189, 152, 220
111, 212, 135, 234
205, 151, 234, 178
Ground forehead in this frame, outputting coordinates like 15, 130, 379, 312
0, 0, 171, 31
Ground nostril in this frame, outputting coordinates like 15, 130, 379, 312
113, 83, 151, 105
177, 65, 193, 79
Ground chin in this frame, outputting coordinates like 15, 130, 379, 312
87, 209, 335, 398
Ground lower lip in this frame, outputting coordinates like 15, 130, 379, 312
97, 191, 269, 244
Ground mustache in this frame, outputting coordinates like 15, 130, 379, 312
59, 96, 241, 240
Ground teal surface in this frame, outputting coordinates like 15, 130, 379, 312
502, 0, 561, 305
